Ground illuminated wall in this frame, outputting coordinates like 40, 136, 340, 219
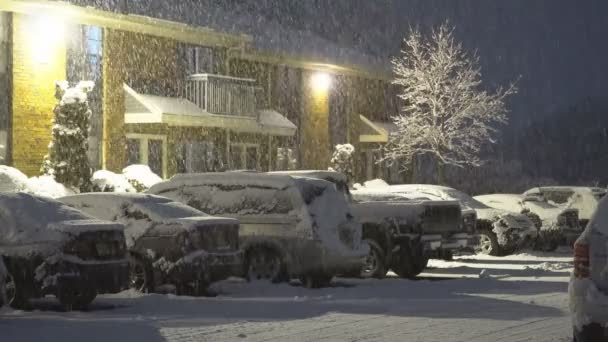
300, 70, 331, 169
12, 13, 67, 176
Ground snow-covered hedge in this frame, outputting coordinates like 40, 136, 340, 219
92, 170, 136, 193
122, 165, 162, 191
0, 166, 76, 198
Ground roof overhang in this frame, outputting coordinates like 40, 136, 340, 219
1, 0, 251, 47
359, 115, 395, 143
124, 84, 296, 137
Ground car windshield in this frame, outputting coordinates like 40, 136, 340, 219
441, 189, 489, 209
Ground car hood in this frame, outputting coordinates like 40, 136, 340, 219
475, 208, 535, 228
48, 219, 124, 235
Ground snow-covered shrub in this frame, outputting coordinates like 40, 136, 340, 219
91, 170, 136, 193
0, 165, 29, 192
122, 165, 162, 192
26, 175, 76, 199
42, 81, 95, 192
329, 144, 355, 181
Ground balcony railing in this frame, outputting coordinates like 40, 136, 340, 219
183, 74, 262, 118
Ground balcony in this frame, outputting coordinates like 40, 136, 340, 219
183, 74, 263, 118
123, 74, 295, 137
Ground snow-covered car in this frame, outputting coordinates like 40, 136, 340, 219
350, 191, 468, 278
569, 194, 608, 341
0, 258, 6, 307
269, 170, 353, 202
60, 193, 242, 295
148, 173, 368, 288
360, 184, 537, 256
0, 193, 129, 309
524, 186, 606, 227
475, 194, 582, 250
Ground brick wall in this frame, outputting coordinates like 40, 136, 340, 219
102, 29, 178, 172
11, 13, 66, 176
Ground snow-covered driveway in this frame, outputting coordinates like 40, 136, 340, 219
0, 251, 573, 342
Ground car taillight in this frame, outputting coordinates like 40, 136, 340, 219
574, 242, 590, 278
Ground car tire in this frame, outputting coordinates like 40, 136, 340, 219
361, 240, 387, 279
477, 230, 501, 256
129, 256, 153, 293
59, 288, 97, 310
4, 270, 28, 310
391, 243, 427, 279
300, 273, 333, 289
245, 247, 286, 283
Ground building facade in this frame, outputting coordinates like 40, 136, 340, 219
0, 0, 404, 183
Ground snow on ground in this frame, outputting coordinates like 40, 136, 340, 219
0, 250, 573, 342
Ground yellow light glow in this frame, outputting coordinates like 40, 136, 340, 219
311, 72, 332, 92
26, 14, 66, 64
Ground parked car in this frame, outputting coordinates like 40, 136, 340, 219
0, 192, 129, 309
569, 194, 608, 341
60, 193, 242, 296
475, 193, 582, 250
269, 170, 353, 201
524, 186, 606, 227
359, 184, 537, 256
148, 173, 368, 288
0, 258, 6, 307
350, 191, 469, 278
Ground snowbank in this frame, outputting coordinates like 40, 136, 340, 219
92, 170, 136, 193
26, 175, 76, 199
122, 164, 162, 190
0, 165, 29, 192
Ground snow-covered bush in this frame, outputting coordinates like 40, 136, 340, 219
42, 81, 95, 192
0, 165, 29, 192
91, 170, 136, 193
122, 165, 162, 192
27, 175, 76, 199
329, 144, 355, 181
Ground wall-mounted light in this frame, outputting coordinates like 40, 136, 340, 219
26, 14, 66, 64
311, 72, 332, 93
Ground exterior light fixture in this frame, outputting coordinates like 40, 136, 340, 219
311, 72, 332, 92
27, 14, 66, 64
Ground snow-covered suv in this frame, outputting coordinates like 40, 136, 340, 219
0, 193, 129, 309
362, 184, 537, 256
524, 186, 606, 227
148, 173, 368, 288
475, 194, 581, 250
569, 195, 608, 341
60, 193, 242, 295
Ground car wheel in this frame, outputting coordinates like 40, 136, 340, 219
5, 271, 28, 309
129, 257, 152, 293
477, 230, 501, 256
59, 288, 97, 310
245, 247, 285, 283
391, 243, 427, 279
300, 273, 333, 289
361, 240, 387, 279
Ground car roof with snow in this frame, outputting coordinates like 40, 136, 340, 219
148, 172, 300, 194
525, 186, 607, 194
475, 194, 524, 203
269, 170, 348, 184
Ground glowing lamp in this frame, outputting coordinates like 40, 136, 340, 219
311, 72, 332, 92
26, 14, 66, 64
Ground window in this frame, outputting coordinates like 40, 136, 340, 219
230, 143, 259, 170
176, 141, 224, 173
125, 134, 167, 178
276, 147, 297, 170
186, 46, 215, 75
544, 191, 575, 205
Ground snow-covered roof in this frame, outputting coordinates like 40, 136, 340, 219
359, 115, 390, 143
525, 186, 607, 194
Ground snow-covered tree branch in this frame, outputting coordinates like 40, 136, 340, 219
381, 22, 517, 180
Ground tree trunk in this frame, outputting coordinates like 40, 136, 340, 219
436, 159, 445, 185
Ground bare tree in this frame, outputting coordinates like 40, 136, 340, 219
382, 21, 517, 183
